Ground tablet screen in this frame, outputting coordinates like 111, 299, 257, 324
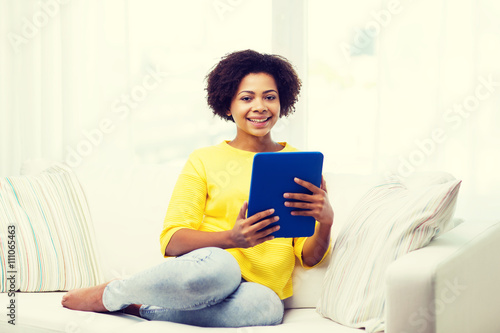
247, 151, 324, 238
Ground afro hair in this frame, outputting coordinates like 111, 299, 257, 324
205, 49, 301, 122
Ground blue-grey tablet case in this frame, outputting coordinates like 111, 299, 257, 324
247, 151, 324, 238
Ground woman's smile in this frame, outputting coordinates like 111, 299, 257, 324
247, 116, 272, 127
227, 72, 281, 144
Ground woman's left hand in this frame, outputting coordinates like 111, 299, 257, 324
283, 176, 334, 226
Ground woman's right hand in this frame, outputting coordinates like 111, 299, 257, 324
230, 201, 280, 248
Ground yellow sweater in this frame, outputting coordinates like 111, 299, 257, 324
160, 141, 328, 299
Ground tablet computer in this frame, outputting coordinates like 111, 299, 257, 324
247, 151, 324, 238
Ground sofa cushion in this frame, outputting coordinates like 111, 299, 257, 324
316, 173, 461, 332
21, 159, 183, 281
0, 292, 361, 333
73, 163, 182, 281
0, 164, 103, 292
0, 292, 146, 333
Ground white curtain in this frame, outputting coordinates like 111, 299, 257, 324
2, 0, 498, 220
308, 0, 500, 220
1, 0, 130, 175
0, 0, 277, 176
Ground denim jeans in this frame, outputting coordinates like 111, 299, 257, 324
102, 247, 284, 327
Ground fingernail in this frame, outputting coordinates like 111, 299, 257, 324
274, 216, 279, 221
269, 208, 275, 214
284, 193, 289, 198
284, 202, 289, 207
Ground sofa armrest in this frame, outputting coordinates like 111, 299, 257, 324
385, 220, 500, 333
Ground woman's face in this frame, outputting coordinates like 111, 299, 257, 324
227, 72, 280, 140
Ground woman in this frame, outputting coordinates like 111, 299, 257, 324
62, 49, 334, 328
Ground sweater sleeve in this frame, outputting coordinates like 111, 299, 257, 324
293, 222, 331, 269
160, 152, 207, 257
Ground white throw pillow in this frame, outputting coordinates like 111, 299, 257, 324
0, 164, 103, 291
316, 174, 461, 332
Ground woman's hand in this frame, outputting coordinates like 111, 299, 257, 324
285, 176, 333, 267
283, 176, 334, 227
230, 201, 280, 248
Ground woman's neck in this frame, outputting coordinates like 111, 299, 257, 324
227, 135, 284, 153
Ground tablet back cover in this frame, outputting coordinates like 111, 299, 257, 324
247, 151, 324, 238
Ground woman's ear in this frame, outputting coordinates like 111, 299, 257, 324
226, 110, 232, 117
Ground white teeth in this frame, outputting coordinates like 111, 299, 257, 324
249, 118, 268, 123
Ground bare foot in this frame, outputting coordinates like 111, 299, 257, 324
61, 281, 111, 312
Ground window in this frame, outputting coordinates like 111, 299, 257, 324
118, 0, 273, 165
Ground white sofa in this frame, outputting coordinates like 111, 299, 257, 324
1, 161, 500, 333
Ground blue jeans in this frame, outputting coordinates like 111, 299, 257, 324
102, 247, 284, 327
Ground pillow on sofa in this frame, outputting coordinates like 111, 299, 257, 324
0, 164, 103, 292
316, 174, 461, 332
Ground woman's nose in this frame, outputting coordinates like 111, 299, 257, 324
252, 98, 266, 112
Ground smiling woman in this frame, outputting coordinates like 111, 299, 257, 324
61, 49, 333, 328
206, 49, 301, 122
232, 76, 280, 121
226, 73, 282, 152
205, 49, 302, 152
